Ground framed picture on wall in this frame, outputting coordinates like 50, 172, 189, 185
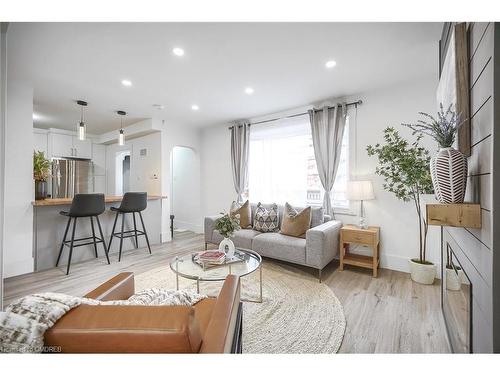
437, 22, 470, 156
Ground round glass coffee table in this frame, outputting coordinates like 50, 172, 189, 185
170, 248, 262, 303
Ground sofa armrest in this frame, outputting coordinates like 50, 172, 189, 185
84, 272, 135, 301
204, 214, 222, 243
199, 275, 241, 353
305, 220, 342, 269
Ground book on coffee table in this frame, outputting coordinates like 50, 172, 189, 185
192, 250, 245, 270
198, 250, 226, 264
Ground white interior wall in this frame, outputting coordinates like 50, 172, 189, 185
171, 146, 202, 232
0, 23, 8, 306
200, 76, 441, 273
105, 132, 162, 197
3, 80, 34, 278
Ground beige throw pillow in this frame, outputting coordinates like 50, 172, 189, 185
280, 202, 311, 238
230, 200, 252, 229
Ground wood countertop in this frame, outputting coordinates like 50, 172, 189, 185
32, 195, 166, 207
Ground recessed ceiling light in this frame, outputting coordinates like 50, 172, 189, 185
173, 47, 185, 56
191, 104, 199, 111
121, 79, 132, 87
245, 87, 254, 95
153, 104, 165, 110
325, 60, 337, 69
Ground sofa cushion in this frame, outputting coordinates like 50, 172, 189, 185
45, 305, 203, 353
280, 203, 311, 238
251, 203, 324, 228
310, 206, 325, 228
252, 232, 306, 264
230, 200, 252, 229
253, 202, 279, 232
211, 228, 262, 250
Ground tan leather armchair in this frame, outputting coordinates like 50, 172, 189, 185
44, 272, 242, 353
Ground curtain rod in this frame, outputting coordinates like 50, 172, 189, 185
228, 100, 362, 129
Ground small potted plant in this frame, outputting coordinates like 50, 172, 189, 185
214, 212, 241, 258
367, 127, 435, 284
33, 150, 51, 200
402, 103, 467, 204
445, 248, 464, 291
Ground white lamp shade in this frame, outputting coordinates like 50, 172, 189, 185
346, 180, 375, 201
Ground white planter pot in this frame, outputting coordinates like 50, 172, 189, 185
219, 237, 235, 258
409, 259, 436, 285
430, 147, 468, 204
445, 267, 461, 291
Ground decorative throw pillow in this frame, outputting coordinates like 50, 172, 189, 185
230, 200, 252, 229
280, 202, 311, 238
253, 203, 279, 233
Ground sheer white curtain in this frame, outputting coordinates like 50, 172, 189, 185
248, 113, 350, 209
308, 104, 347, 217
248, 115, 311, 206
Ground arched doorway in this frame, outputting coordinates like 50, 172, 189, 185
170, 146, 200, 236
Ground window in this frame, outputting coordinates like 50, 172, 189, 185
248, 114, 350, 209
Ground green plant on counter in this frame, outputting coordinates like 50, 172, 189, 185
33, 150, 51, 182
367, 127, 433, 264
214, 212, 241, 238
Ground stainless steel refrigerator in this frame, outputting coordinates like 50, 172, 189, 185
51, 158, 93, 198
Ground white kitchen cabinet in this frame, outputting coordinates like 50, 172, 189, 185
49, 132, 92, 159
92, 143, 106, 175
93, 175, 106, 193
33, 131, 48, 155
50, 133, 73, 158
72, 137, 92, 159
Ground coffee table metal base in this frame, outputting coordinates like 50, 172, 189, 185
174, 261, 263, 303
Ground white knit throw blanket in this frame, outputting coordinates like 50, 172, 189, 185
0, 288, 206, 353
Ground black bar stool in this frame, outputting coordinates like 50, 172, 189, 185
108, 192, 151, 261
56, 193, 110, 275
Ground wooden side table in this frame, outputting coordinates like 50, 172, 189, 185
340, 225, 380, 277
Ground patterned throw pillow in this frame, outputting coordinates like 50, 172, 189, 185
253, 203, 279, 233
230, 200, 252, 229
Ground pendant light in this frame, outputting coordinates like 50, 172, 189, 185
117, 110, 126, 146
76, 100, 88, 141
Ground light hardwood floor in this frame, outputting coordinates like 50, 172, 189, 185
3, 231, 450, 353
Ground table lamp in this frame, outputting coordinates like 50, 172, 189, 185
346, 180, 375, 229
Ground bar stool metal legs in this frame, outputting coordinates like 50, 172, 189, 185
139, 211, 152, 254
56, 217, 72, 267
66, 217, 78, 275
90, 216, 98, 258
95, 216, 110, 265
108, 192, 151, 261
108, 211, 152, 261
132, 212, 138, 249
56, 215, 110, 275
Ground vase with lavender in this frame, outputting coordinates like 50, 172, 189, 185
402, 103, 467, 204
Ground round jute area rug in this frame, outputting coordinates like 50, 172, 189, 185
135, 260, 346, 354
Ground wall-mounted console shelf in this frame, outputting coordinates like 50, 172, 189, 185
426, 203, 482, 229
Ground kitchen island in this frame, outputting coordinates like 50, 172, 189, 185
32, 195, 166, 271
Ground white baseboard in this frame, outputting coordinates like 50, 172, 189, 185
174, 220, 203, 234
4, 258, 34, 278
347, 245, 441, 278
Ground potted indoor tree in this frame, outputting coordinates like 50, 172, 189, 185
214, 212, 241, 258
367, 127, 435, 284
33, 150, 51, 200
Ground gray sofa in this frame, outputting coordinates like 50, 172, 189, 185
204, 203, 342, 281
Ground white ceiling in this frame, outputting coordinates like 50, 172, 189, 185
8, 22, 442, 134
